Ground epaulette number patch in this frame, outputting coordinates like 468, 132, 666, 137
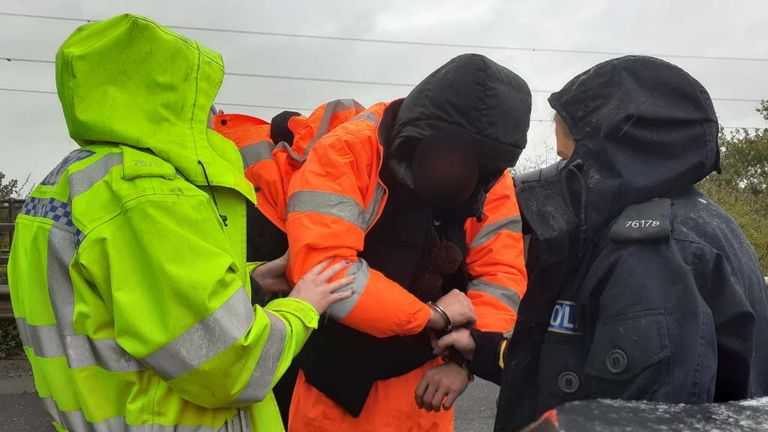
624, 220, 661, 229
610, 198, 671, 242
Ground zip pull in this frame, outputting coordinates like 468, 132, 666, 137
197, 161, 228, 227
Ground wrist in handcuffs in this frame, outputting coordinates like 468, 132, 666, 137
427, 301, 453, 333
446, 358, 475, 382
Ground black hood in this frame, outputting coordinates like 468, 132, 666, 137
549, 55, 720, 235
385, 53, 532, 188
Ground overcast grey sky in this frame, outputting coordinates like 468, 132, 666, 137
1, 0, 767, 185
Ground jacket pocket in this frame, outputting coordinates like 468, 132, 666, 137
537, 333, 590, 409
583, 310, 671, 400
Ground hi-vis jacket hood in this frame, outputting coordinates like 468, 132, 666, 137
548, 55, 720, 235
11, 14, 313, 432
386, 54, 532, 188
56, 14, 254, 200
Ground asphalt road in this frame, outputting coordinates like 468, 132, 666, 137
455, 378, 499, 431
0, 358, 499, 431
0, 359, 53, 431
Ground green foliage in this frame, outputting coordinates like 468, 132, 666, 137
699, 101, 768, 274
0, 172, 19, 199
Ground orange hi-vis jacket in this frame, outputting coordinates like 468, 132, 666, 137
284, 101, 526, 335
218, 99, 527, 431
215, 99, 366, 232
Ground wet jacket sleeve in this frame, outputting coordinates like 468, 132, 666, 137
464, 171, 528, 332
694, 247, 758, 401
79, 194, 318, 409
285, 134, 433, 338
581, 240, 729, 402
467, 329, 506, 384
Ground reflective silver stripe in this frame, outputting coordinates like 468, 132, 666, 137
48, 227, 77, 335
40, 149, 94, 186
468, 279, 521, 312
326, 259, 370, 320
239, 140, 274, 168
470, 216, 523, 249
287, 191, 367, 230
362, 184, 386, 230
23, 152, 124, 247
31, 151, 143, 373
16, 318, 63, 357
229, 311, 287, 405
287, 184, 385, 232
284, 99, 365, 162
16, 318, 143, 371
143, 288, 255, 380
66, 334, 143, 371
47, 153, 123, 336
41, 397, 251, 432
68, 152, 123, 198
306, 99, 363, 150
351, 111, 379, 125
41, 397, 63, 424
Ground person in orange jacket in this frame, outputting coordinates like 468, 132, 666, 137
213, 100, 367, 270
214, 100, 371, 425
218, 54, 531, 431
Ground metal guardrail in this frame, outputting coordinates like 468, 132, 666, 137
1, 198, 22, 319
0, 284, 10, 320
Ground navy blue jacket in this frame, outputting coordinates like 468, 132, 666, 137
476, 56, 768, 431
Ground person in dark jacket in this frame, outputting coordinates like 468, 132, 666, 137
433, 55, 768, 431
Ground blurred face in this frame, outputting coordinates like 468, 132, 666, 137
412, 141, 479, 207
555, 114, 575, 160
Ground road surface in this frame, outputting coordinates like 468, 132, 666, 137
0, 358, 499, 431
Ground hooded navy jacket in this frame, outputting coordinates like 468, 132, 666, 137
470, 56, 768, 431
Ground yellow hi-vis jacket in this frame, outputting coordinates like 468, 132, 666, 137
8, 14, 316, 431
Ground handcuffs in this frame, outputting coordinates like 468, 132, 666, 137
427, 302, 475, 382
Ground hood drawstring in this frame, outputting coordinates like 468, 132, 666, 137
198, 161, 228, 227
566, 160, 588, 255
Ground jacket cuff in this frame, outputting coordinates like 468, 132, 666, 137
411, 301, 435, 334
468, 328, 505, 385
265, 297, 320, 329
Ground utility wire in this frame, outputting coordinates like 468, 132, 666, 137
2, 11, 768, 63
0, 86, 312, 111
4, 56, 553, 91
0, 87, 762, 129
2, 56, 764, 103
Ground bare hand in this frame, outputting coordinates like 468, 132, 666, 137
432, 328, 476, 361
428, 289, 476, 330
251, 252, 291, 295
415, 362, 471, 412
289, 260, 355, 314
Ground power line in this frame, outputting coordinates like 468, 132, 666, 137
0, 86, 55, 96
2, 56, 764, 103
226, 71, 429, 89
2, 11, 768, 63
0, 86, 312, 111
0, 86, 545, 114
4, 56, 554, 91
2, 57, 51, 65
0, 86, 763, 130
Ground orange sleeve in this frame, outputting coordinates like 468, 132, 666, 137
285, 127, 432, 338
464, 170, 528, 332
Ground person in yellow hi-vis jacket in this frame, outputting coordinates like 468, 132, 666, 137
7, 14, 354, 432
